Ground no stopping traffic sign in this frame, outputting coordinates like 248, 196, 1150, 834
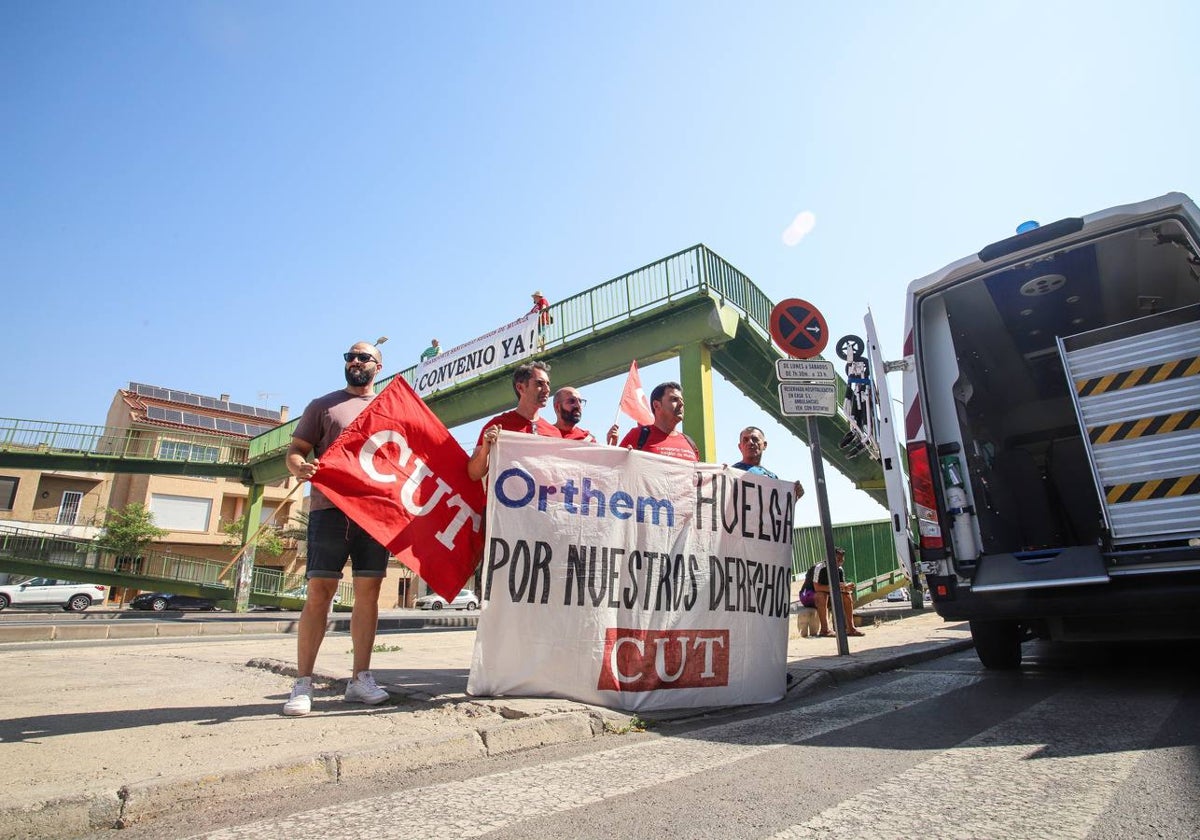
769, 298, 829, 359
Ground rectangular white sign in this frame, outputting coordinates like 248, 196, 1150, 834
467, 434, 796, 712
775, 358, 836, 381
412, 313, 540, 398
777, 382, 839, 417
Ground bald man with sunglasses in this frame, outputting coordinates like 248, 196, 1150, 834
282, 341, 392, 716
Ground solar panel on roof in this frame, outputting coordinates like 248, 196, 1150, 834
130, 382, 280, 422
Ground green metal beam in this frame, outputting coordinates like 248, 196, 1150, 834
0, 451, 249, 481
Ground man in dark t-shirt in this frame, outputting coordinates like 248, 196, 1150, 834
282, 341, 393, 716
815, 547, 864, 638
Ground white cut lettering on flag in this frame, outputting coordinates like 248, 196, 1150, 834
618, 360, 654, 425
467, 433, 796, 711
311, 377, 485, 601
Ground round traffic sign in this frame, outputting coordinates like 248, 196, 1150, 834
769, 298, 829, 359
834, 334, 866, 362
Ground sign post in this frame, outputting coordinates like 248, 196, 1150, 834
769, 299, 850, 656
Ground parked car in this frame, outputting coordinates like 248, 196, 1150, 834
128, 592, 217, 612
414, 589, 478, 610
0, 577, 107, 612
253, 584, 342, 611
886, 589, 910, 602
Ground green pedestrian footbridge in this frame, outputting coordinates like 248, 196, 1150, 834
0, 244, 887, 607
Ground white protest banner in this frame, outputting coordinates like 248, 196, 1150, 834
467, 433, 796, 712
413, 313, 540, 398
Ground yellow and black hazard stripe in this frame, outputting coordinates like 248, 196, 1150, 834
1075, 355, 1200, 397
1106, 473, 1200, 505
1089, 408, 1200, 444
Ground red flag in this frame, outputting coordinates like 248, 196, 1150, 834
619, 360, 654, 425
311, 377, 485, 601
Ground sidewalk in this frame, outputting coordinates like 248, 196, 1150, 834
0, 608, 972, 839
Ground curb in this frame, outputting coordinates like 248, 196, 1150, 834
785, 637, 975, 696
0, 707, 612, 837
0, 613, 478, 645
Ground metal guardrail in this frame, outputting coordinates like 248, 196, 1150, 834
0, 524, 353, 606
0, 418, 250, 467
249, 244, 766, 461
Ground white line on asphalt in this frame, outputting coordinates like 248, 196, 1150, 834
766, 687, 1179, 840
194, 672, 980, 840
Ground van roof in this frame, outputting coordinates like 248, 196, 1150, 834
906, 191, 1197, 298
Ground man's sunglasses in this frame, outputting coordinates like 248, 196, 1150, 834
343, 352, 377, 363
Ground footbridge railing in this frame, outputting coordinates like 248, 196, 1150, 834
0, 418, 250, 478
0, 525, 352, 608
249, 244, 767, 462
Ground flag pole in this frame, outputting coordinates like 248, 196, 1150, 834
217, 480, 304, 580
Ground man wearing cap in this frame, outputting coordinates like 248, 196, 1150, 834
814, 547, 864, 638
530, 291, 552, 350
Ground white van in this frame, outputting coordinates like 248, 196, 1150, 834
897, 192, 1200, 668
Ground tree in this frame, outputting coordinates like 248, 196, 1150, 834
95, 503, 168, 572
221, 514, 285, 558
96, 503, 168, 558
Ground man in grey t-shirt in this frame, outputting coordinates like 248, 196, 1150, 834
280, 341, 393, 716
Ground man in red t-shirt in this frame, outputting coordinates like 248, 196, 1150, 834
616, 381, 699, 462
552, 387, 596, 442
467, 360, 560, 480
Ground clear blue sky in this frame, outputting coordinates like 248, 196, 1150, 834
3, 2, 1197, 526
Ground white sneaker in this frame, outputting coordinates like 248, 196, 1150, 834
344, 670, 389, 705
282, 678, 313, 716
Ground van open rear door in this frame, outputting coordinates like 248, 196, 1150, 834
1059, 304, 1200, 544
864, 309, 915, 582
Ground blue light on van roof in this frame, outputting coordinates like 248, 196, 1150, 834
1016, 220, 1040, 234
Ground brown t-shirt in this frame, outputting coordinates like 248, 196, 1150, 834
293, 388, 375, 511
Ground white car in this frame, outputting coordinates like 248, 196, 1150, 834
0, 577, 107, 612
414, 589, 478, 611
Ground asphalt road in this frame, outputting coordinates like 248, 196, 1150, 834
94, 637, 1200, 840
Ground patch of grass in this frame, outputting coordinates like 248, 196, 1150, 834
606, 715, 650, 735
346, 643, 403, 654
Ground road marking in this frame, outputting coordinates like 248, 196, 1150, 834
195, 672, 979, 839
767, 687, 1178, 840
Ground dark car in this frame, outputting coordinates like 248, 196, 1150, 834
129, 592, 217, 612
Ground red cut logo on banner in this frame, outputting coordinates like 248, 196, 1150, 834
618, 360, 654, 425
597, 628, 730, 692
311, 377, 485, 601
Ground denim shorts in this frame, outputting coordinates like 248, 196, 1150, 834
306, 508, 390, 579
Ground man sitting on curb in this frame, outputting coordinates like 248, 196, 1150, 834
814, 547, 864, 638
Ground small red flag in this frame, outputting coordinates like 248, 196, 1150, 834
619, 360, 654, 425
311, 377, 485, 601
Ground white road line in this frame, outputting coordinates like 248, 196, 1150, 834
196, 672, 979, 840
767, 688, 1179, 840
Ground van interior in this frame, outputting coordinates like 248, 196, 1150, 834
918, 216, 1200, 558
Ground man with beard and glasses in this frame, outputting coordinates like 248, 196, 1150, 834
281, 341, 392, 716
552, 387, 596, 442
467, 360, 560, 481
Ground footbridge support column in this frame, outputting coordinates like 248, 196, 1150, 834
232, 483, 264, 613
678, 341, 717, 462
